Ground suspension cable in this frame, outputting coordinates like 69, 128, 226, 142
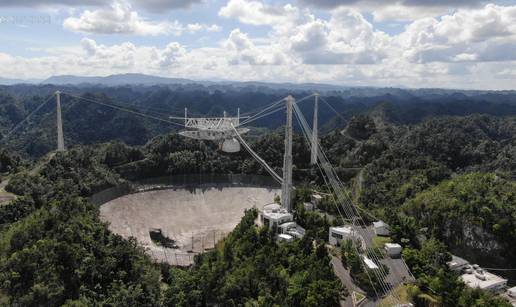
240, 98, 286, 126
292, 99, 401, 301
61, 92, 185, 128
0, 94, 55, 144
292, 106, 385, 299
240, 104, 286, 126
240, 96, 287, 118
231, 123, 283, 184
240, 93, 316, 127
318, 96, 347, 122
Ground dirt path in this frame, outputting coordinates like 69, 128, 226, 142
0, 176, 15, 205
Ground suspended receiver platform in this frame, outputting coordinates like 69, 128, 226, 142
177, 110, 249, 153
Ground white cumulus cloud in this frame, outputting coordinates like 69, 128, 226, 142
398, 4, 516, 62
64, 1, 220, 36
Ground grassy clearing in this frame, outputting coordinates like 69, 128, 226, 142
0, 290, 9, 306
379, 284, 416, 307
372, 236, 392, 249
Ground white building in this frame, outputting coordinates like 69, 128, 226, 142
373, 221, 390, 236
311, 194, 323, 207
261, 203, 293, 229
362, 255, 379, 270
261, 203, 305, 239
279, 221, 306, 239
461, 269, 507, 293
447, 255, 469, 272
384, 243, 402, 258
508, 286, 516, 298
277, 233, 294, 243
329, 226, 359, 246
303, 202, 315, 211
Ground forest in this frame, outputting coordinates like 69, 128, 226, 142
1, 84, 516, 158
0, 85, 515, 306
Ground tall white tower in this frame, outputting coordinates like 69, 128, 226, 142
55, 91, 65, 152
310, 93, 319, 165
282, 95, 294, 211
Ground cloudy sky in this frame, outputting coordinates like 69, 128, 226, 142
1, 0, 516, 89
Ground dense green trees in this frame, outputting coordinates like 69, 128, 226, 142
404, 173, 516, 262
1, 94, 515, 306
402, 239, 511, 307
164, 209, 344, 306
0, 149, 23, 173
1, 147, 163, 306
0, 198, 161, 306
345, 115, 377, 140
0, 142, 346, 306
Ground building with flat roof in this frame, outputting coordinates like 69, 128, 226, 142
373, 221, 390, 236
260, 203, 305, 239
461, 270, 507, 293
261, 203, 293, 229
362, 255, 379, 270
329, 226, 359, 246
384, 243, 402, 258
447, 255, 469, 272
279, 221, 306, 239
508, 286, 516, 298
277, 233, 294, 242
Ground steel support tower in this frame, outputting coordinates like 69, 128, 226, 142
55, 91, 65, 152
282, 95, 294, 211
310, 93, 319, 165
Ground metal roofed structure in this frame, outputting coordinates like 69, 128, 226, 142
178, 109, 249, 153
362, 255, 380, 270
447, 255, 469, 272
461, 270, 507, 293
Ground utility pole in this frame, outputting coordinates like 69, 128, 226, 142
310, 93, 319, 165
55, 91, 65, 152
282, 95, 294, 212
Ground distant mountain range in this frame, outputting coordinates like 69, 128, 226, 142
0, 77, 41, 85
41, 73, 196, 87
0, 73, 355, 92
0, 73, 515, 94
39, 73, 354, 92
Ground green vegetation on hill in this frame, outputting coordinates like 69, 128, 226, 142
0, 135, 344, 306
0, 150, 23, 174
2, 84, 516, 158
404, 173, 516, 262
0, 90, 515, 306
402, 239, 511, 307
0, 198, 160, 306
163, 209, 344, 306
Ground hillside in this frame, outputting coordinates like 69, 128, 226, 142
1, 85, 516, 158
0, 111, 514, 305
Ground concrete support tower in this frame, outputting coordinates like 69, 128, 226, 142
282, 95, 294, 212
55, 91, 65, 152
310, 93, 319, 165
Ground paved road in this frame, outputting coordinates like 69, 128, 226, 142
360, 226, 415, 287
382, 257, 415, 286
330, 254, 379, 307
331, 255, 355, 307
